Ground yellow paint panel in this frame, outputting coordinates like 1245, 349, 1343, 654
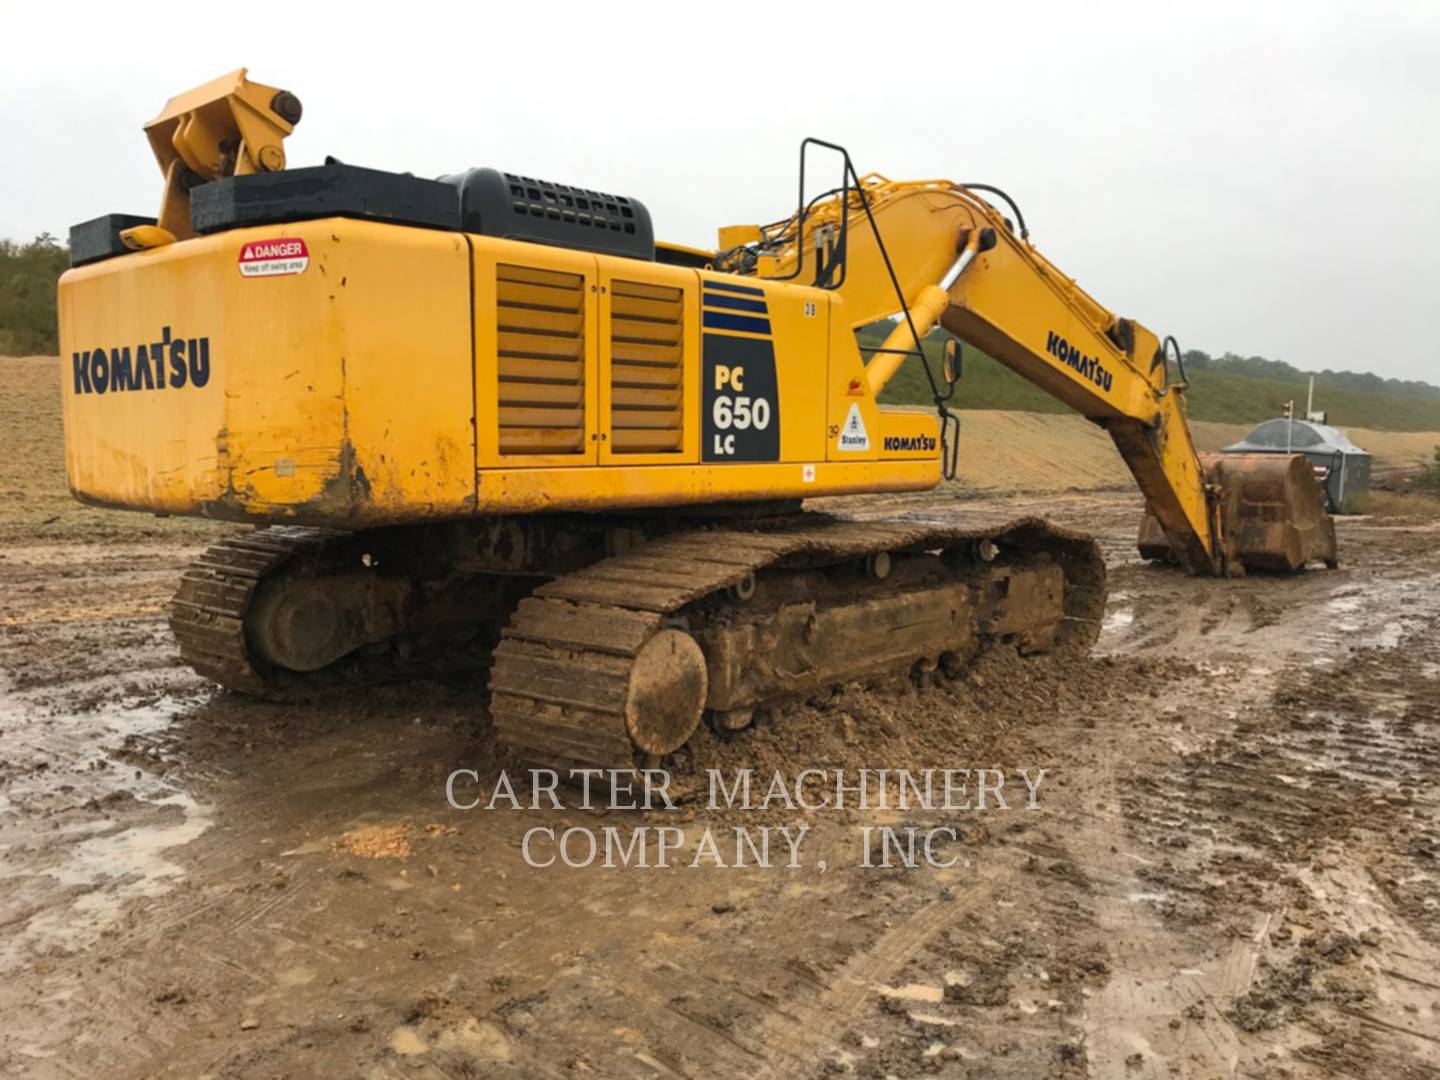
824, 296, 881, 463
59, 218, 475, 521
478, 459, 938, 513
876, 410, 941, 458
698, 272, 830, 466
59, 222, 946, 528
329, 225, 474, 517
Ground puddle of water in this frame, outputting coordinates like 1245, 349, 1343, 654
1311, 577, 1440, 656
1102, 608, 1135, 634
1126, 891, 1169, 904
2, 790, 211, 964
46, 792, 207, 892
0, 681, 212, 966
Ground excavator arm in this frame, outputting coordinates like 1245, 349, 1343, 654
721, 169, 1335, 575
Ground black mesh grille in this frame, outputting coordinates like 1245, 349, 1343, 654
503, 173, 638, 235
445, 167, 654, 261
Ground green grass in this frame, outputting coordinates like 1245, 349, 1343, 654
872, 333, 1440, 433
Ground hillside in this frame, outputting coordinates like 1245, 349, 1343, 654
914, 410, 1440, 493
873, 333, 1440, 433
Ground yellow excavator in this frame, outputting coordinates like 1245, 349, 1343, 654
58, 70, 1335, 771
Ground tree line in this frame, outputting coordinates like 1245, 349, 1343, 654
1181, 349, 1439, 401
0, 234, 69, 354
853, 321, 1438, 404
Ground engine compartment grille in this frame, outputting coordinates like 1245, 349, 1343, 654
496, 263, 586, 455
608, 280, 684, 454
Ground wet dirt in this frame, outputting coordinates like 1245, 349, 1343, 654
3, 492, 1437, 1078
4, 364, 1440, 1076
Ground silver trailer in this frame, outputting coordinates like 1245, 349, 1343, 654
1223, 419, 1371, 513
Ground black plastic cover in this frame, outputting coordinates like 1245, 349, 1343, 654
69, 214, 157, 267
71, 164, 656, 265
191, 164, 457, 235
441, 167, 654, 261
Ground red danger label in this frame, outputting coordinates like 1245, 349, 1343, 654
238, 238, 310, 278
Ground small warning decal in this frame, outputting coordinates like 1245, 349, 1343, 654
802, 463, 816, 483
837, 403, 870, 452
238, 238, 310, 278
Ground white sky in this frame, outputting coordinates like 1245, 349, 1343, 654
4, 1, 1436, 381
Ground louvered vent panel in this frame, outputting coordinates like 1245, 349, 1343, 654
497, 264, 586, 455
609, 280, 684, 453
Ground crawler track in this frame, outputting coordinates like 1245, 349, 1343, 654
490, 516, 1104, 773
169, 525, 511, 698
170, 517, 1104, 762
169, 527, 348, 696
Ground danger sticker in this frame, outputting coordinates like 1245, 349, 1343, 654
238, 238, 309, 278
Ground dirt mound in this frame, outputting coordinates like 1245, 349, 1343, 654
0, 355, 227, 543
662, 644, 1183, 820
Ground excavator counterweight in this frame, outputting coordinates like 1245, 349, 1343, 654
58, 72, 1334, 771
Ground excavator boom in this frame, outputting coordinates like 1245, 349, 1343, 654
723, 168, 1335, 575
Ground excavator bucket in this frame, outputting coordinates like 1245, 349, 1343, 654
1138, 453, 1337, 573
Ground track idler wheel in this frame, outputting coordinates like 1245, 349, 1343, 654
248, 573, 410, 672
624, 629, 708, 756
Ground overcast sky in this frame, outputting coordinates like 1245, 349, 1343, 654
5, 1, 1436, 382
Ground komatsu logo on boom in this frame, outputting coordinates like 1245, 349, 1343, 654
1045, 331, 1113, 394
71, 327, 211, 395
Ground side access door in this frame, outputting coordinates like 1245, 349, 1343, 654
472, 239, 600, 468
595, 256, 700, 464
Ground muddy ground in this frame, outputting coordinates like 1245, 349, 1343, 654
3, 359, 1440, 1078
